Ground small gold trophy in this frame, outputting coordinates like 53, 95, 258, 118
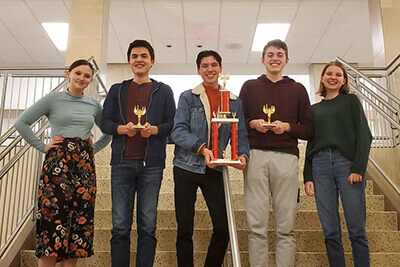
262, 104, 276, 127
131, 105, 146, 129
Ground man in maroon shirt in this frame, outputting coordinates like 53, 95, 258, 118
101, 40, 176, 267
239, 39, 314, 267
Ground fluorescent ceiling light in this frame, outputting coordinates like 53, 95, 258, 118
251, 23, 291, 52
42, 22, 69, 51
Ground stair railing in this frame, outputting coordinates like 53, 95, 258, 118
0, 57, 106, 259
336, 57, 400, 147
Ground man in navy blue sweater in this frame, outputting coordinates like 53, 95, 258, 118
101, 40, 176, 267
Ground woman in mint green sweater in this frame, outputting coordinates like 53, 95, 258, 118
304, 61, 372, 267
14, 60, 111, 267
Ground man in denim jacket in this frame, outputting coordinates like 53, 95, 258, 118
171, 50, 250, 266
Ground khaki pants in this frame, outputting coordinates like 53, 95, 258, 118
244, 149, 299, 267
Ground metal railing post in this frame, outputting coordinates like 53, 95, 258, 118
0, 72, 9, 134
222, 166, 241, 267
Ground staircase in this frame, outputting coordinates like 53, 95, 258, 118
19, 144, 400, 266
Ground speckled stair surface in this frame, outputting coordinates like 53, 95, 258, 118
20, 145, 400, 267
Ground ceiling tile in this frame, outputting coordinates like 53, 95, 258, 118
285, 38, 320, 63
107, 26, 125, 63
110, 6, 147, 25
0, 3, 37, 23
222, 0, 260, 7
149, 23, 184, 39
25, 0, 69, 22
331, 1, 369, 24
145, 6, 183, 24
258, 6, 298, 23
310, 38, 351, 63
261, 0, 300, 6
219, 38, 251, 63
113, 23, 151, 47
183, 0, 221, 7
300, 0, 340, 6
221, 6, 259, 24
143, 0, 182, 8
219, 24, 255, 40
294, 5, 337, 25
184, 6, 220, 24
152, 39, 186, 64
110, 0, 143, 7
185, 24, 219, 40
0, 22, 33, 64
186, 39, 219, 63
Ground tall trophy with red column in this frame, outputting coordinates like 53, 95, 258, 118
210, 73, 241, 165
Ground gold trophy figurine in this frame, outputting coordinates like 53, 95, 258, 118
131, 105, 146, 129
262, 104, 277, 127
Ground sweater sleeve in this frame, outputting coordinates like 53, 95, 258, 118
155, 84, 176, 137
93, 100, 112, 154
303, 140, 315, 183
288, 84, 314, 140
14, 93, 54, 153
171, 91, 205, 154
101, 84, 122, 136
238, 82, 254, 131
350, 95, 372, 176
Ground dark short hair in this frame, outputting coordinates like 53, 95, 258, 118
317, 61, 350, 97
127, 40, 155, 61
68, 59, 94, 76
262, 39, 289, 59
196, 50, 222, 69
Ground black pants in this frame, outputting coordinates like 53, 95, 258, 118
174, 166, 229, 267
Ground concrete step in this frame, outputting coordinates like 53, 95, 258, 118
93, 209, 398, 231
95, 192, 385, 212
20, 250, 400, 267
96, 176, 375, 196
96, 229, 400, 253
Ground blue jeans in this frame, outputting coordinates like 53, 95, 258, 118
312, 149, 370, 267
110, 159, 163, 267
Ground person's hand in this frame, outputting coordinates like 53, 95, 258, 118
348, 173, 363, 184
249, 119, 270, 133
118, 123, 138, 137
141, 122, 158, 138
201, 148, 218, 169
229, 155, 247, 170
271, 120, 290, 135
305, 181, 315, 197
45, 136, 64, 153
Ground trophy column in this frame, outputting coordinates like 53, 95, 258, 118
210, 73, 241, 267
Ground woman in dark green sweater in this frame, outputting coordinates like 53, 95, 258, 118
304, 61, 372, 267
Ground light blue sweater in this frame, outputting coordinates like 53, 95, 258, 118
14, 91, 111, 153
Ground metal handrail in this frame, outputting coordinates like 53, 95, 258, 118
222, 166, 241, 267
336, 57, 400, 107
0, 121, 48, 180
369, 156, 400, 196
351, 88, 400, 130
347, 75, 398, 115
357, 52, 400, 76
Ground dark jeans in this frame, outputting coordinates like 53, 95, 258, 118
110, 159, 163, 267
313, 149, 370, 267
174, 166, 229, 267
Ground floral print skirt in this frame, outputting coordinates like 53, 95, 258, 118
35, 137, 96, 261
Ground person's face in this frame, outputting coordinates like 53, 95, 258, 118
261, 46, 289, 75
67, 65, 93, 91
322, 65, 346, 93
128, 47, 154, 75
197, 56, 222, 87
